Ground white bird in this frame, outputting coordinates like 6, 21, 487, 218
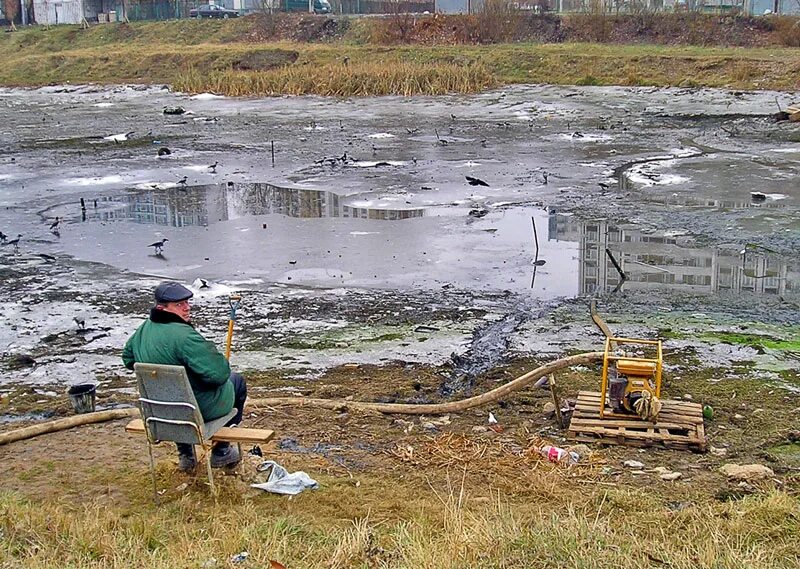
103, 131, 134, 143
488, 412, 498, 425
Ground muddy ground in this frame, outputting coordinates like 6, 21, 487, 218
0, 84, 798, 501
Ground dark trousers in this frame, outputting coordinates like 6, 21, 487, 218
227, 372, 247, 427
177, 372, 247, 456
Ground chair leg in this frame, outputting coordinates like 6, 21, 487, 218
204, 447, 216, 496
146, 440, 159, 505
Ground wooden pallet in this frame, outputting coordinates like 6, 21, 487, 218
568, 391, 706, 452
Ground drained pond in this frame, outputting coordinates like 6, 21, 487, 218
0, 84, 798, 393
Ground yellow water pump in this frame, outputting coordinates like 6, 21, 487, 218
599, 337, 663, 420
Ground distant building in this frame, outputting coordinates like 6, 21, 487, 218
32, 0, 125, 24
435, 0, 484, 13
746, 0, 800, 15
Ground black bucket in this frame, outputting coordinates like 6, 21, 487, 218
67, 383, 97, 414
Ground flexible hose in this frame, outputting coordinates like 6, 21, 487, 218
0, 352, 604, 446
248, 351, 605, 415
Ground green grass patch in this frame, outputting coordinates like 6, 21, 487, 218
701, 331, 800, 352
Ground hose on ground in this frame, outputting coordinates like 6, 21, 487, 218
248, 351, 605, 415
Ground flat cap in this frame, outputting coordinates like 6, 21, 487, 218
154, 281, 193, 304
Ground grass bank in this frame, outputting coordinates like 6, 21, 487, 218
1, 17, 800, 95
2, 357, 799, 567
1, 479, 798, 568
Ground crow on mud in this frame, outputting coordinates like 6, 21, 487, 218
148, 238, 169, 255
466, 175, 490, 187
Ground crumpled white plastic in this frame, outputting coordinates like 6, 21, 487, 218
251, 460, 319, 495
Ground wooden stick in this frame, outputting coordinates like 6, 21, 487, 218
549, 373, 563, 428
605, 248, 627, 281
249, 351, 604, 415
0, 408, 138, 446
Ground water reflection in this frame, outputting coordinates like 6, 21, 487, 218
88, 182, 424, 227
550, 212, 797, 296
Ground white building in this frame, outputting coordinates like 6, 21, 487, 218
32, 0, 122, 25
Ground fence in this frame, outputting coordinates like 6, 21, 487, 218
127, 0, 195, 19
334, 0, 434, 12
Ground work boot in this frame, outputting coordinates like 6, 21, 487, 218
176, 443, 197, 473
210, 442, 240, 468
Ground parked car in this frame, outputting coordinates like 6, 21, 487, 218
282, 0, 332, 14
189, 4, 240, 18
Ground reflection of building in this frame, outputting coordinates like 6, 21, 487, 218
550, 214, 797, 296
228, 183, 425, 220
89, 182, 423, 227
90, 191, 214, 227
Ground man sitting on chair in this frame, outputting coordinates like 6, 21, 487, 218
122, 281, 247, 472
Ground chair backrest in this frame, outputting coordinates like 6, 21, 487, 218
134, 363, 206, 446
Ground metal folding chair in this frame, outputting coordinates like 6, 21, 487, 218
133, 363, 236, 501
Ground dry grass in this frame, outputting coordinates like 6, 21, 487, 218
173, 60, 498, 97
2, 18, 800, 92
1, 479, 798, 568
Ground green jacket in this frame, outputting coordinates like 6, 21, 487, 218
122, 308, 233, 421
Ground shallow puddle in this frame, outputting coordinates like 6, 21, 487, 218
25, 180, 800, 299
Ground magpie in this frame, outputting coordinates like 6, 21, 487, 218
5, 234, 22, 252
148, 238, 169, 255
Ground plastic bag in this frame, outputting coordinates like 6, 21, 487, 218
251, 460, 319, 495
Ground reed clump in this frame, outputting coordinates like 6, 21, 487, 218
173, 61, 497, 97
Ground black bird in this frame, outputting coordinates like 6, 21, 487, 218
177, 176, 188, 186
0, 231, 6, 243
157, 147, 171, 157
208, 162, 219, 173
5, 234, 21, 252
49, 217, 60, 232
542, 171, 549, 185
468, 208, 489, 218
148, 238, 169, 255
466, 175, 490, 187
